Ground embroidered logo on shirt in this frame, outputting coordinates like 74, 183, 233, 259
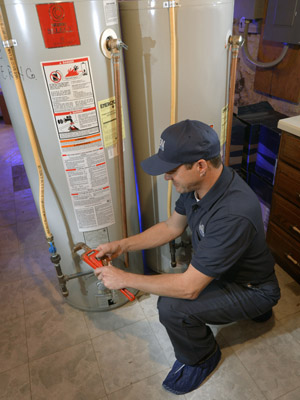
159, 138, 165, 151
199, 222, 205, 237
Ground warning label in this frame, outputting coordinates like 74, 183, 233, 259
36, 2, 80, 49
42, 57, 100, 140
41, 57, 115, 232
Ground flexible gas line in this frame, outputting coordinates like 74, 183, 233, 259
0, 9, 69, 296
224, 35, 244, 167
243, 20, 289, 68
167, 2, 179, 268
167, 2, 178, 218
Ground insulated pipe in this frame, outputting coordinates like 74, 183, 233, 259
224, 35, 243, 167
0, 9, 69, 296
243, 20, 289, 68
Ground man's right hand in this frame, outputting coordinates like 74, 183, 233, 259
96, 240, 124, 260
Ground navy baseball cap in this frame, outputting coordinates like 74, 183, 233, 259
141, 120, 220, 176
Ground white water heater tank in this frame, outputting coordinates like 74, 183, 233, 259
0, 0, 143, 310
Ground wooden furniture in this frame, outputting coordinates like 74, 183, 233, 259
267, 116, 300, 283
253, 0, 300, 103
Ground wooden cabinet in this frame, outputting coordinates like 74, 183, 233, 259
267, 131, 300, 283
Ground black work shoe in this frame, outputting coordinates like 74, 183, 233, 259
252, 309, 273, 322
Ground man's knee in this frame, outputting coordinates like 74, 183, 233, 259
157, 296, 179, 325
157, 296, 190, 328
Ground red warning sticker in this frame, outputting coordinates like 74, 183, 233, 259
36, 2, 80, 49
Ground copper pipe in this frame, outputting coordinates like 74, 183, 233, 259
112, 52, 129, 267
225, 36, 243, 167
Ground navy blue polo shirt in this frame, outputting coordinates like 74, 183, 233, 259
175, 166, 275, 284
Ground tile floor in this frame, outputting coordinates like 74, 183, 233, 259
0, 119, 300, 400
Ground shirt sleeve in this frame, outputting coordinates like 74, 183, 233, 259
191, 214, 257, 278
174, 194, 187, 215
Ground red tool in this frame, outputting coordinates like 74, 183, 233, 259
73, 242, 135, 302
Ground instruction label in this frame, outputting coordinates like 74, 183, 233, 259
41, 57, 115, 232
98, 96, 125, 159
103, 0, 118, 26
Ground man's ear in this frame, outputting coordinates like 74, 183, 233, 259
196, 159, 208, 174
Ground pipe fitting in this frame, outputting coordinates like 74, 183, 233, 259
228, 35, 244, 47
107, 37, 128, 53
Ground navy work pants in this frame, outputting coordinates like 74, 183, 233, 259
157, 274, 280, 365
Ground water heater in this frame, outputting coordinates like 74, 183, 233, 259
0, 0, 143, 310
118, 0, 235, 273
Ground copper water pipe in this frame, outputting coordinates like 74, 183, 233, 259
224, 35, 243, 167
108, 39, 129, 267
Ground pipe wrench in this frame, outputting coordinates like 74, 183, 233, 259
73, 242, 135, 301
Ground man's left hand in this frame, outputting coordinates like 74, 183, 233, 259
94, 264, 128, 290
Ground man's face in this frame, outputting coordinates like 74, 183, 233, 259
164, 163, 201, 193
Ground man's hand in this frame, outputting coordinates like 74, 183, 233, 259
96, 240, 124, 260
94, 264, 128, 290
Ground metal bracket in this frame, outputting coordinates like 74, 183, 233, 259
163, 1, 179, 8
3, 39, 17, 48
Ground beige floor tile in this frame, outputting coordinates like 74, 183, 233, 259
273, 280, 300, 320
107, 370, 187, 400
0, 165, 13, 196
137, 292, 159, 318
0, 364, 31, 400
22, 274, 65, 315
0, 316, 28, 373
0, 252, 22, 284
92, 319, 169, 394
14, 188, 39, 222
185, 346, 266, 400
220, 319, 300, 400
279, 311, 300, 345
0, 225, 19, 253
20, 243, 56, 279
30, 341, 106, 400
16, 218, 46, 250
147, 314, 176, 367
0, 280, 24, 323
84, 299, 145, 339
26, 303, 90, 361
276, 387, 300, 400
0, 200, 16, 227
275, 264, 294, 285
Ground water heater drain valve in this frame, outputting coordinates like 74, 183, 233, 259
73, 242, 135, 301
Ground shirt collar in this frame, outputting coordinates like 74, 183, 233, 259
193, 166, 234, 211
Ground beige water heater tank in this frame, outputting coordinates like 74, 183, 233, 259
119, 0, 235, 273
